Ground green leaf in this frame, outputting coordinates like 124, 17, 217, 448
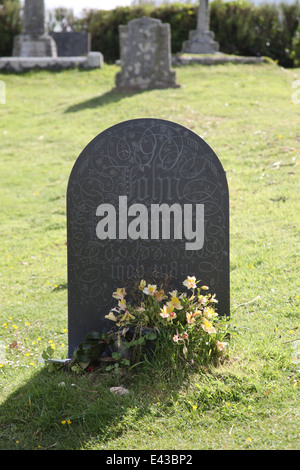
85, 330, 103, 341
112, 352, 122, 360
145, 331, 157, 341
78, 361, 90, 370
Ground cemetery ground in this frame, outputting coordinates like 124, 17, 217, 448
0, 61, 299, 451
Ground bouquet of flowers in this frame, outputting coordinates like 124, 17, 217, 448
105, 276, 228, 365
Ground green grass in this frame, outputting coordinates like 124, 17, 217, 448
0, 62, 299, 450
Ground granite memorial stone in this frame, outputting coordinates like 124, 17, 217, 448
182, 0, 219, 54
49, 32, 91, 57
67, 119, 229, 356
115, 17, 179, 91
13, 0, 57, 57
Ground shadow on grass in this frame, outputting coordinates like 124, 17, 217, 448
0, 359, 184, 450
64, 89, 148, 113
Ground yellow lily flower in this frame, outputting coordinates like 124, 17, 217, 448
186, 312, 196, 324
201, 319, 216, 334
139, 279, 146, 291
143, 284, 157, 296
118, 298, 127, 311
120, 310, 135, 323
216, 341, 227, 351
167, 296, 183, 310
156, 289, 167, 302
112, 287, 126, 300
203, 307, 217, 319
105, 311, 118, 322
160, 305, 170, 318
183, 276, 197, 289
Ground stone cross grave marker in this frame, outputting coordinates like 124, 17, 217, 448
67, 119, 229, 356
115, 17, 179, 91
13, 0, 57, 57
182, 0, 219, 54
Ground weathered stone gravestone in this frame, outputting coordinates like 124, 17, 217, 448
67, 119, 229, 356
115, 17, 179, 91
13, 0, 57, 57
182, 0, 219, 54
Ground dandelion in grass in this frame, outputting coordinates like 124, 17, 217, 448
61, 420, 71, 425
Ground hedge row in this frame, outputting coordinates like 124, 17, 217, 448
0, 0, 22, 58
1, 0, 300, 67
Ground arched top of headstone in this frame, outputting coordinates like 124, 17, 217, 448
129, 16, 162, 26
68, 118, 227, 185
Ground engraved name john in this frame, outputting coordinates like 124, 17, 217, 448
95, 195, 205, 251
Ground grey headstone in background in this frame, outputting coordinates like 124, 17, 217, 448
85, 52, 104, 69
66, 118, 229, 356
182, 0, 219, 54
115, 17, 179, 91
13, 0, 57, 57
49, 32, 91, 57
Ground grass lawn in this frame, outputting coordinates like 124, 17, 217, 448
0, 61, 299, 451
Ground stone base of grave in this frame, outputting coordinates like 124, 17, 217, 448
182, 30, 219, 54
0, 52, 103, 72
172, 52, 267, 66
13, 34, 58, 57
114, 69, 180, 91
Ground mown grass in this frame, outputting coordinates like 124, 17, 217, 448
0, 61, 299, 450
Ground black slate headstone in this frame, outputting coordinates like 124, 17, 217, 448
49, 32, 91, 57
67, 119, 229, 356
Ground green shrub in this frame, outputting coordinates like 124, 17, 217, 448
291, 22, 300, 66
0, 0, 21, 57
210, 0, 299, 67
1, 1, 299, 67
80, 1, 299, 67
